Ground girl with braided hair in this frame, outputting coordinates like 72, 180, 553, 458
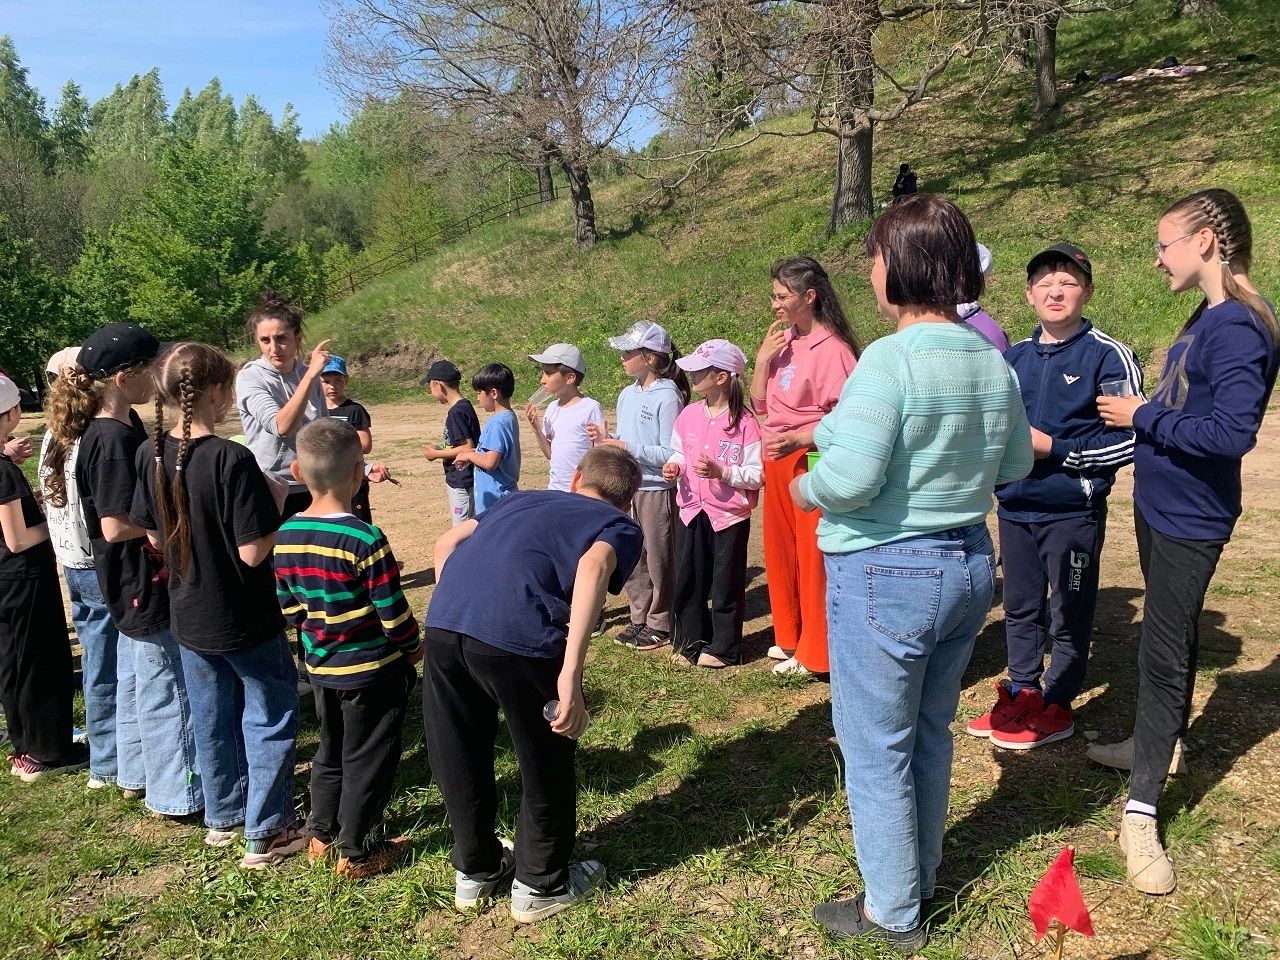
1096, 188, 1278, 895
43, 324, 201, 811
131, 342, 305, 869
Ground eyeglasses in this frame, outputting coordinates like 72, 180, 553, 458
1153, 233, 1195, 255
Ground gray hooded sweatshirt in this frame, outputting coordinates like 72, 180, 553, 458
236, 357, 326, 490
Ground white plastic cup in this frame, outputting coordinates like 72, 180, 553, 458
1100, 379, 1134, 397
528, 386, 554, 407
543, 699, 590, 737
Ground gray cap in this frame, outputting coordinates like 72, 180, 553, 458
528, 343, 585, 375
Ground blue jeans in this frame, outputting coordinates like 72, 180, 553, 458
826, 524, 995, 932
115, 628, 203, 816
64, 566, 120, 782
179, 634, 299, 839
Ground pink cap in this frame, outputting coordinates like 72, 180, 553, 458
675, 339, 747, 376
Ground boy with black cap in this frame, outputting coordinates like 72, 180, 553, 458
967, 243, 1143, 750
421, 359, 481, 525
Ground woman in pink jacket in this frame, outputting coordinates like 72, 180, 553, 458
664, 340, 763, 668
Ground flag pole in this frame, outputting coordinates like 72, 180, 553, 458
1051, 920, 1067, 960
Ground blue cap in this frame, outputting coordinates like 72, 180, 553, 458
321, 356, 348, 377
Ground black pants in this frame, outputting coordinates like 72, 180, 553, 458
1129, 507, 1225, 807
421, 627, 576, 892
0, 571, 79, 765
999, 509, 1106, 707
672, 514, 750, 664
307, 663, 414, 859
352, 480, 372, 525
281, 490, 313, 523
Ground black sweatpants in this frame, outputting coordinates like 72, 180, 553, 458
672, 513, 750, 664
1129, 507, 1225, 808
421, 627, 576, 892
0, 570, 79, 765
999, 508, 1106, 708
307, 662, 414, 859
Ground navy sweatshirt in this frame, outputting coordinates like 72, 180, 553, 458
997, 320, 1142, 522
1133, 299, 1279, 541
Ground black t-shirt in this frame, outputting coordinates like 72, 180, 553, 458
76, 414, 169, 636
327, 398, 372, 498
0, 455, 55, 580
443, 398, 482, 489
131, 434, 284, 654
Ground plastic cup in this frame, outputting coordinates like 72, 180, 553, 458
543, 699, 590, 736
806, 451, 820, 471
527, 386, 554, 407
1100, 379, 1134, 397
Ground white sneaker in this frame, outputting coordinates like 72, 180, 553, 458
455, 838, 515, 910
1087, 736, 1187, 776
772, 656, 812, 677
510, 860, 605, 924
205, 827, 239, 848
87, 776, 109, 790
766, 645, 792, 662
1119, 813, 1176, 895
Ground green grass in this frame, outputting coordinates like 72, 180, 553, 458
310, 0, 1280, 405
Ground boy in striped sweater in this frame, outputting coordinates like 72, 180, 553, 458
967, 243, 1142, 751
275, 419, 422, 878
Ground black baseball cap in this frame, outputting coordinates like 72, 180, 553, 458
77, 323, 164, 379
1026, 242, 1093, 281
419, 359, 462, 385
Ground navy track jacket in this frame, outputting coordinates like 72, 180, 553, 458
997, 320, 1142, 522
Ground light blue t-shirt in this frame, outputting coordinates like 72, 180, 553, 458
474, 409, 521, 514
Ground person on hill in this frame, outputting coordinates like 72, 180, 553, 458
891, 163, 918, 202
132, 342, 303, 868
0, 372, 88, 782
319, 356, 375, 524
455, 363, 521, 515
420, 359, 481, 526
524, 343, 604, 493
966, 242, 1141, 751
663, 339, 762, 669
276, 419, 421, 878
751, 256, 859, 679
958, 243, 1011, 352
593, 321, 688, 653
1094, 188, 1278, 896
794, 194, 1032, 952
44, 324, 201, 814
423, 445, 644, 924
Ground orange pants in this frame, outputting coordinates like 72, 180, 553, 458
762, 448, 828, 673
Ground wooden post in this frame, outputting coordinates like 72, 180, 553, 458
1051, 921, 1066, 960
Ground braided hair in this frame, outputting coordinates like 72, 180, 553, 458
152, 343, 235, 578
1163, 189, 1277, 344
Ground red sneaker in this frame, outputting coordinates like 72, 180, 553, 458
964, 682, 1027, 739
990, 692, 1075, 750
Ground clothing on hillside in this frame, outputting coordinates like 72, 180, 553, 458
750, 326, 856, 442
37, 431, 93, 569
474, 409, 521, 513
325, 398, 373, 522
614, 379, 681, 490
442, 398, 482, 490
667, 402, 763, 530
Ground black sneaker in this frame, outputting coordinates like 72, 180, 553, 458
813, 891, 927, 954
614, 623, 646, 648
591, 615, 606, 638
635, 629, 671, 652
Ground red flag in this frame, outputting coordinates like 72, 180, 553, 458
1028, 846, 1095, 941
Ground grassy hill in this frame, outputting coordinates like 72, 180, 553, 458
311, 0, 1279, 405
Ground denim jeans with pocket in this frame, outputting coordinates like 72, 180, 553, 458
179, 634, 299, 839
64, 566, 121, 783
115, 627, 204, 815
826, 523, 995, 932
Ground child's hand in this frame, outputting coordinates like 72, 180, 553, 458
453, 450, 472, 466
1029, 427, 1054, 460
765, 432, 804, 460
4, 436, 32, 465
550, 672, 589, 740
422, 444, 439, 460
693, 454, 723, 480
368, 463, 396, 484
662, 462, 682, 483
1097, 395, 1143, 429
405, 642, 425, 666
524, 402, 541, 428
584, 421, 607, 445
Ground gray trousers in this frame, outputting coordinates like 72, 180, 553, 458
626, 488, 676, 632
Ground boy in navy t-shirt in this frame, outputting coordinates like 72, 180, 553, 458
967, 243, 1142, 750
423, 445, 643, 924
420, 359, 481, 526
320, 356, 375, 523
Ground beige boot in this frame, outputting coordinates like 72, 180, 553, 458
1087, 736, 1186, 776
1119, 813, 1176, 895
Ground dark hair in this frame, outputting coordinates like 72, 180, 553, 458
152, 342, 237, 578
472, 362, 515, 399
644, 346, 692, 405
577, 445, 642, 510
245, 287, 304, 342
865, 194, 984, 310
1163, 188, 1277, 344
770, 257, 861, 358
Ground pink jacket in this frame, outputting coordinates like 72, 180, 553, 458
750, 325, 857, 441
666, 402, 764, 531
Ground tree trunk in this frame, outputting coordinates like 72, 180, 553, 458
559, 159, 597, 248
536, 141, 556, 203
829, 118, 874, 232
1002, 22, 1032, 74
1033, 14, 1059, 114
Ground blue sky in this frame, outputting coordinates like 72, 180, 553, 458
6, 0, 343, 138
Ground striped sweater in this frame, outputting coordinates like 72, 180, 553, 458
274, 513, 420, 689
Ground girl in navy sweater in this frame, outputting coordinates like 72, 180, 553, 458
1096, 188, 1278, 896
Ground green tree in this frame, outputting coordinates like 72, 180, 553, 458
186, 78, 237, 152
0, 217, 66, 388
51, 80, 90, 168
0, 35, 48, 156
88, 69, 168, 163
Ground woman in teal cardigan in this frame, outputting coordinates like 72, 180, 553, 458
790, 194, 1033, 952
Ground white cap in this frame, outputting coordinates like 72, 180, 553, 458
976, 243, 993, 276
46, 346, 80, 382
607, 320, 672, 354
528, 343, 586, 375
0, 374, 20, 414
